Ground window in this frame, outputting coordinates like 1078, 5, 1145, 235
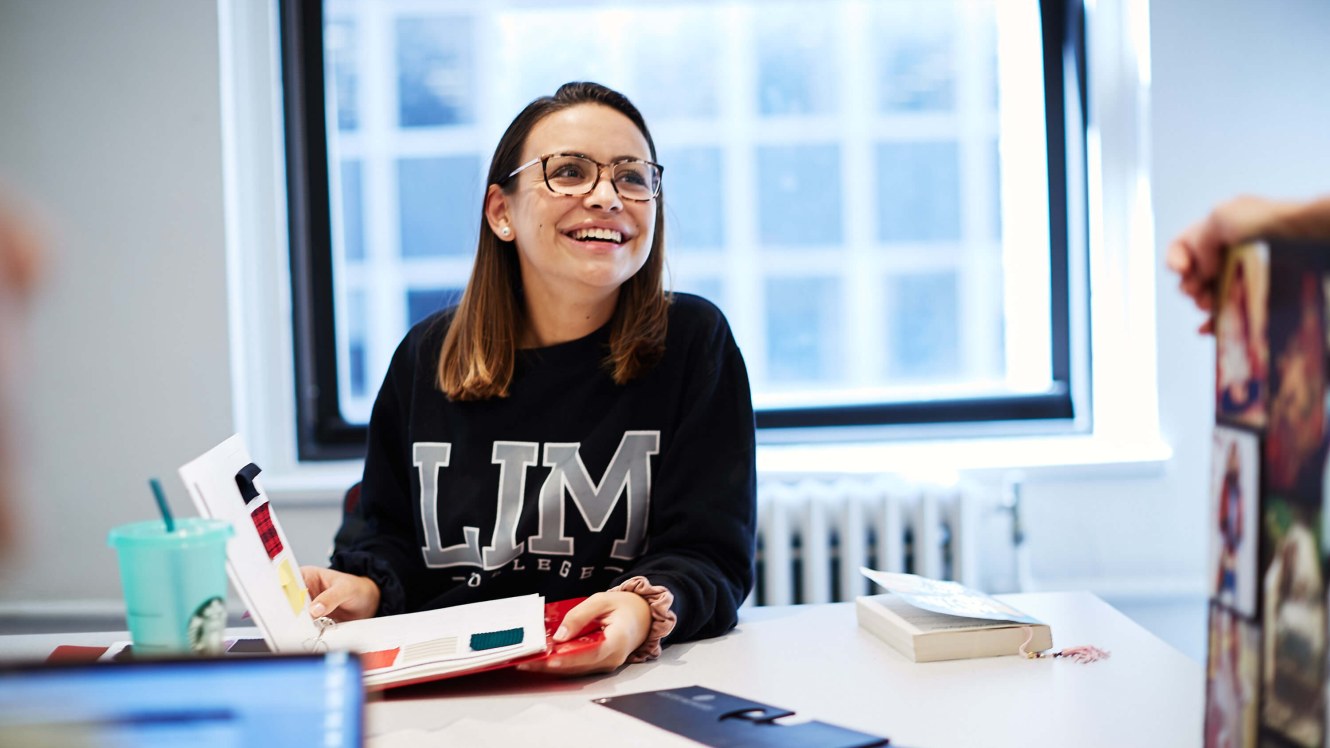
282, 0, 1085, 460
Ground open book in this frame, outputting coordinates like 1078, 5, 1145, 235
177, 434, 600, 690
855, 568, 1052, 662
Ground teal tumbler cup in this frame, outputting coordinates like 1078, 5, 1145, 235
107, 517, 233, 655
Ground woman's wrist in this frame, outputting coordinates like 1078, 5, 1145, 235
330, 550, 402, 616
610, 576, 677, 662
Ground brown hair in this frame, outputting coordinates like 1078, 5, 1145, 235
437, 82, 670, 400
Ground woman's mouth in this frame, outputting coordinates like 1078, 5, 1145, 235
566, 227, 625, 244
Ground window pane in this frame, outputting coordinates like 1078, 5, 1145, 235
396, 16, 475, 128
658, 147, 724, 251
677, 278, 724, 307
872, 1, 958, 113
406, 288, 464, 327
755, 5, 838, 116
758, 145, 843, 247
345, 289, 368, 399
503, 12, 623, 106
338, 159, 364, 262
631, 8, 721, 120
766, 277, 842, 384
326, 18, 359, 131
396, 156, 482, 257
876, 141, 960, 243
887, 272, 959, 380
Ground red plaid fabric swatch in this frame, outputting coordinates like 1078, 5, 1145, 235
250, 502, 283, 559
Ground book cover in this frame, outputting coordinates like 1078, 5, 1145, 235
176, 434, 601, 690
854, 568, 1051, 662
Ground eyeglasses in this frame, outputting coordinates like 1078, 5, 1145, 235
505, 153, 663, 202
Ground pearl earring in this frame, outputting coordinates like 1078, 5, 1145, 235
500, 226, 510, 236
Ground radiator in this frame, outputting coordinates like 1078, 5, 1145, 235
750, 475, 981, 606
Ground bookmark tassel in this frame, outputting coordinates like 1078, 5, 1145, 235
1019, 626, 1110, 663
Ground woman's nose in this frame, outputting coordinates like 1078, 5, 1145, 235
584, 171, 623, 211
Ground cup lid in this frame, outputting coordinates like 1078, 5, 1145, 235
107, 517, 233, 548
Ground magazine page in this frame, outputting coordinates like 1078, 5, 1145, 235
859, 567, 1042, 624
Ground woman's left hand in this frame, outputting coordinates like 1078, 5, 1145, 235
517, 590, 651, 676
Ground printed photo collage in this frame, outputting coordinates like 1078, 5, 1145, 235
1206, 240, 1330, 748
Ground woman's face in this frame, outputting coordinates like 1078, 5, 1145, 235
489, 103, 657, 312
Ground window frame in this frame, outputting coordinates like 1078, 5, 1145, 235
280, 0, 1088, 461
283, 0, 364, 460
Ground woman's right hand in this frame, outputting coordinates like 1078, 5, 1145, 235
300, 566, 381, 622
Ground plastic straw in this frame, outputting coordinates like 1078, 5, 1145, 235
150, 478, 176, 533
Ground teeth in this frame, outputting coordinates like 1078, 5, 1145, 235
570, 227, 623, 243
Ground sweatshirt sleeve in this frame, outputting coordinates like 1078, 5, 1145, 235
618, 305, 757, 643
329, 326, 429, 616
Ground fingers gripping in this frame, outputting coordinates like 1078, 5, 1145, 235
553, 594, 612, 642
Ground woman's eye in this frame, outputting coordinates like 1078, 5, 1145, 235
616, 168, 648, 186
550, 163, 587, 180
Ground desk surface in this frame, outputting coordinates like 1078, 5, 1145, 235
0, 592, 1203, 748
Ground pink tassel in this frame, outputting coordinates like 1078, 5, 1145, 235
1049, 644, 1111, 663
1019, 627, 1110, 663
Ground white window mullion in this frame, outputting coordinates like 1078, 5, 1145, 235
841, 0, 880, 388
957, 1, 998, 383
362, 3, 404, 422
722, 2, 765, 384
995, 0, 1052, 392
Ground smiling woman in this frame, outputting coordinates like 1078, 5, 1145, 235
482, 101, 660, 353
440, 84, 670, 400
300, 82, 758, 678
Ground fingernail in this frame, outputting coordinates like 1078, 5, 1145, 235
553, 626, 568, 642
310, 602, 326, 618
546, 659, 562, 669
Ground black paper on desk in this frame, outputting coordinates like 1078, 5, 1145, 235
595, 685, 890, 748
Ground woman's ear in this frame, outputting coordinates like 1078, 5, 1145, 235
484, 184, 512, 240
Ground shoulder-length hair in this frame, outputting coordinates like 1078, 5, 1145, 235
437, 81, 670, 400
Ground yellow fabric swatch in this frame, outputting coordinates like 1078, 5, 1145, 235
278, 558, 307, 615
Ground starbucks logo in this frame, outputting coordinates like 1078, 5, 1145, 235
188, 596, 227, 654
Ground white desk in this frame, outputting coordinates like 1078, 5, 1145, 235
0, 592, 1203, 748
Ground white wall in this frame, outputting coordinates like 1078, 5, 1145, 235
0, 0, 236, 604
0, 0, 1328, 626
1018, 0, 1330, 602
1009, 0, 1330, 657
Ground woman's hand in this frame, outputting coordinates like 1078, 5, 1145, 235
300, 566, 381, 622
517, 590, 651, 676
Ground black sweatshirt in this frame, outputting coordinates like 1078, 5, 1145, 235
331, 292, 756, 644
